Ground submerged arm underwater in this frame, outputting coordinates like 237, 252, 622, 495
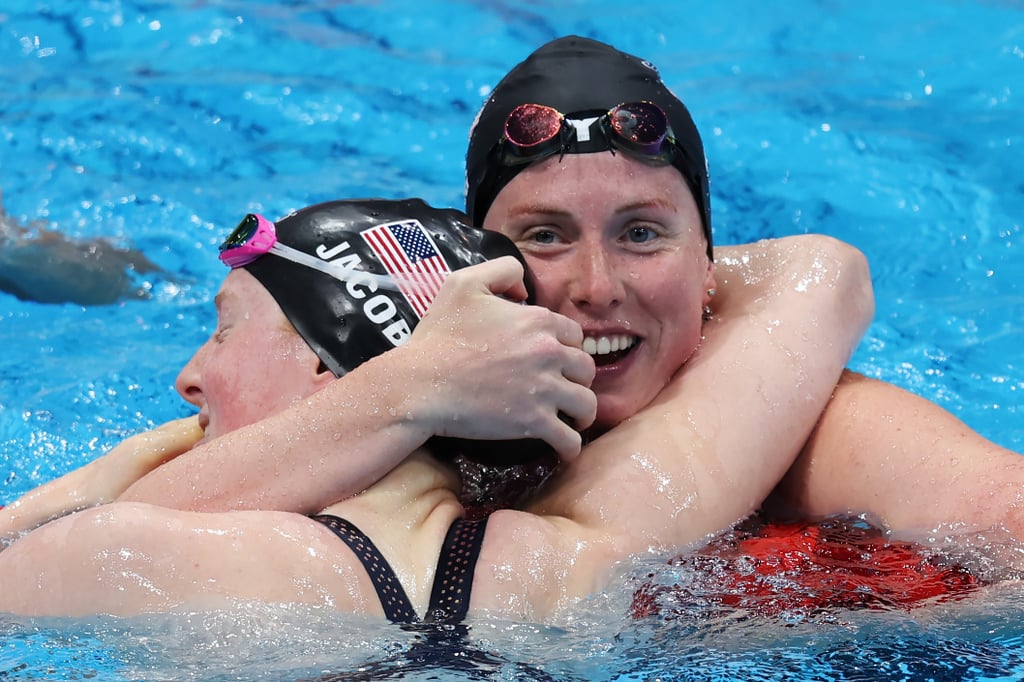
0, 191, 172, 306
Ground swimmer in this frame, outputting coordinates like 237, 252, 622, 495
0, 188, 166, 305
145, 35, 1024, 551
0, 196, 858, 620
1, 195, 594, 543
461, 37, 1024, 553
108, 37, 869, 540
462, 37, 1024, 549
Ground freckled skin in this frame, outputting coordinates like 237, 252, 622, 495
175, 270, 326, 444
483, 152, 716, 432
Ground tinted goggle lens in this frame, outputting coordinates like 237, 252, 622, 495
220, 214, 260, 252
501, 101, 673, 162
606, 101, 670, 154
218, 213, 277, 268
504, 103, 564, 149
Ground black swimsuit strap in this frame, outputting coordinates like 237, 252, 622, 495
424, 516, 490, 624
310, 514, 418, 624
311, 514, 490, 625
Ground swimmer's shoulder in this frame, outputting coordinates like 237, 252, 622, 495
474, 508, 612, 620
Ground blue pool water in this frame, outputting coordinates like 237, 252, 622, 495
1, 0, 1023, 679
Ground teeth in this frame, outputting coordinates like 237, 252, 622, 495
582, 334, 636, 356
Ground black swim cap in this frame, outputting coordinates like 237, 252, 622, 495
244, 198, 530, 378
242, 198, 549, 466
465, 35, 713, 259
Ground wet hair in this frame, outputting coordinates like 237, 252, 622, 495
465, 35, 713, 259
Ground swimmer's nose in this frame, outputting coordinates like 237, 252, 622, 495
568, 244, 625, 310
174, 345, 206, 408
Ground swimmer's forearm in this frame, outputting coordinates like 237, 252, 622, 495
1, 417, 202, 542
117, 349, 437, 513
0, 478, 94, 544
768, 371, 1024, 540
687, 234, 874, 515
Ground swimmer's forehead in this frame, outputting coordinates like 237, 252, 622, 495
501, 195, 680, 219
212, 274, 247, 313
213, 275, 237, 304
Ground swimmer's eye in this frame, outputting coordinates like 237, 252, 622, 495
525, 228, 559, 245
626, 225, 657, 244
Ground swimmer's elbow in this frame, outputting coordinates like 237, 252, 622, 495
827, 235, 874, 330
798, 234, 874, 330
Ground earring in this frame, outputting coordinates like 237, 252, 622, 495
702, 288, 715, 321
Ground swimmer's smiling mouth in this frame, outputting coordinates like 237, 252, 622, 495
582, 334, 637, 366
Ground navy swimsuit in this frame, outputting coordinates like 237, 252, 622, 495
310, 514, 488, 624
308, 514, 567, 682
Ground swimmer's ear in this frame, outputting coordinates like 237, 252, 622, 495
312, 359, 337, 389
701, 260, 717, 309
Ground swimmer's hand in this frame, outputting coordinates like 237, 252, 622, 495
399, 256, 596, 461
0, 417, 202, 542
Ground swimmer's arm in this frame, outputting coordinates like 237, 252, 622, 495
528, 234, 874, 552
119, 257, 595, 513
766, 371, 1024, 539
1, 417, 202, 542
117, 355, 444, 513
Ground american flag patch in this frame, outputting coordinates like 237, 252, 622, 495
361, 219, 452, 318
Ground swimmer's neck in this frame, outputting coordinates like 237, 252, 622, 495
319, 449, 463, 528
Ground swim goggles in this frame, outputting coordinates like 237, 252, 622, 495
497, 101, 678, 167
218, 213, 401, 292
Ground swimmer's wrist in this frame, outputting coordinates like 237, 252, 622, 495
349, 344, 443, 446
